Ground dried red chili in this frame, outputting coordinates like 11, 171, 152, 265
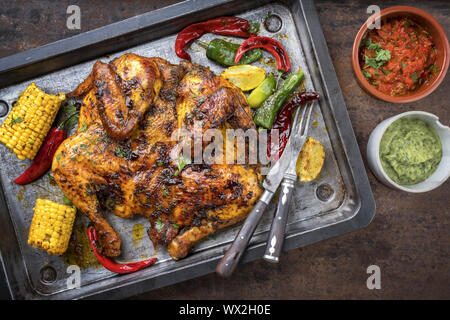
235, 36, 291, 72
87, 227, 157, 274
267, 91, 319, 160
175, 16, 254, 61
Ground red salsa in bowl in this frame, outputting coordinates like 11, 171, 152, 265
360, 17, 440, 96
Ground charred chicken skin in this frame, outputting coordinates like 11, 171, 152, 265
52, 54, 262, 260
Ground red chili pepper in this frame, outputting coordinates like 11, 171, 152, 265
14, 126, 66, 185
175, 16, 254, 61
87, 227, 157, 274
235, 36, 291, 72
267, 91, 319, 161
14, 107, 82, 185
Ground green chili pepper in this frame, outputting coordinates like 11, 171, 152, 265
247, 74, 276, 108
196, 39, 262, 66
253, 71, 304, 129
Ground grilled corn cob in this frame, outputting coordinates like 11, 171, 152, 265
0, 83, 65, 160
28, 198, 76, 256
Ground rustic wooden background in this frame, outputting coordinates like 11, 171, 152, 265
0, 0, 448, 299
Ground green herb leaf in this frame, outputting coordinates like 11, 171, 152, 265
361, 37, 371, 48
56, 154, 61, 163
79, 122, 88, 132
249, 21, 260, 34
60, 104, 80, 132
410, 72, 419, 83
115, 147, 127, 158
155, 218, 164, 233
382, 69, 390, 75
63, 194, 74, 207
403, 19, 410, 28
176, 153, 192, 173
364, 55, 379, 69
367, 42, 381, 51
62, 104, 77, 115
172, 223, 179, 229
65, 114, 79, 131
85, 137, 97, 145
429, 65, 440, 73
98, 134, 111, 145
363, 44, 391, 70
362, 70, 372, 78
157, 161, 163, 167
9, 116, 23, 128
375, 49, 391, 63
162, 185, 169, 196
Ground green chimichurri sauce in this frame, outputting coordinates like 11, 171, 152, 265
379, 118, 442, 185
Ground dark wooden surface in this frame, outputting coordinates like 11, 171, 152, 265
0, 0, 448, 299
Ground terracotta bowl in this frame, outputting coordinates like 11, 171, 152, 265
352, 6, 449, 103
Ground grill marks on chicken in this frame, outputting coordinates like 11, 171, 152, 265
53, 53, 262, 260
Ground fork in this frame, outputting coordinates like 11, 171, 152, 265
263, 101, 315, 263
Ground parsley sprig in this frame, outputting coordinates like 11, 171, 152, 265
59, 104, 80, 132
9, 115, 23, 128
362, 38, 391, 76
155, 218, 164, 233
174, 153, 192, 176
115, 147, 127, 158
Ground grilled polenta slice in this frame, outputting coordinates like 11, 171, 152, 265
296, 137, 325, 182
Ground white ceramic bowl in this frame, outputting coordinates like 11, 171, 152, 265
367, 111, 450, 193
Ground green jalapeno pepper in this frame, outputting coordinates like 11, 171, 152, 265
247, 73, 276, 108
253, 71, 304, 129
196, 39, 262, 66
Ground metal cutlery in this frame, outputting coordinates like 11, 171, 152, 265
216, 101, 315, 277
263, 101, 315, 262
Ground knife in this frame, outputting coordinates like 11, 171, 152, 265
263, 101, 315, 262
216, 106, 304, 277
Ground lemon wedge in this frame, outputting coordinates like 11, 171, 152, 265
221, 65, 266, 91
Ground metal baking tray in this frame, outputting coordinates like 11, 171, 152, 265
0, 0, 375, 299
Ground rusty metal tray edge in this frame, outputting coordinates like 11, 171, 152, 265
0, 0, 375, 300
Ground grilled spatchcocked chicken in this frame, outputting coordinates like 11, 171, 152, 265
52, 53, 262, 260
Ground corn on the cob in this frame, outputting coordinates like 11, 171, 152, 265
28, 198, 76, 256
0, 83, 65, 160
